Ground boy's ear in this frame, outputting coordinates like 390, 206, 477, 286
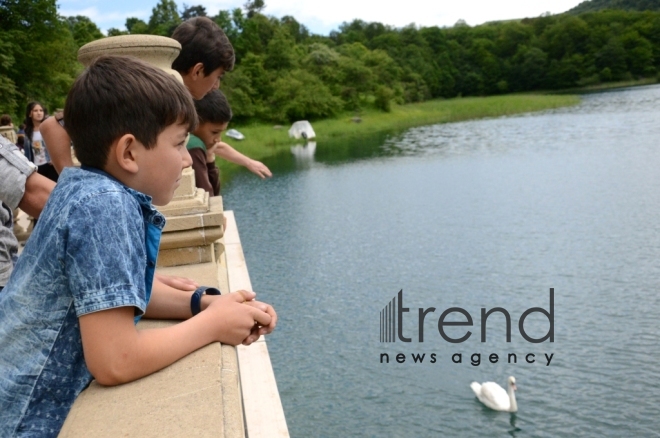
113, 133, 140, 174
190, 62, 206, 79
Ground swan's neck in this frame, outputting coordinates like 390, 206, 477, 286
508, 385, 518, 412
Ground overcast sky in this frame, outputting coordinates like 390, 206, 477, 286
58, 0, 587, 35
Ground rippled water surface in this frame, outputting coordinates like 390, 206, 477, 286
224, 85, 660, 437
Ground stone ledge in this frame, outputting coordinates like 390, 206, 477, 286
160, 226, 224, 250
157, 244, 216, 268
224, 211, 289, 438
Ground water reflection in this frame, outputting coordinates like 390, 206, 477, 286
508, 413, 521, 437
290, 141, 316, 161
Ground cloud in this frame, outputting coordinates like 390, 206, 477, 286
58, 6, 150, 24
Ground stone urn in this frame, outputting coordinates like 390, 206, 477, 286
77, 35, 183, 83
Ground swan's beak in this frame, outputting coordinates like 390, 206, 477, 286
512, 383, 517, 391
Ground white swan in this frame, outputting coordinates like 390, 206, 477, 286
470, 376, 518, 412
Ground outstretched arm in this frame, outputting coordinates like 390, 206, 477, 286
79, 290, 274, 386
212, 141, 272, 179
41, 116, 74, 174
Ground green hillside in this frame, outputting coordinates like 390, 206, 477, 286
568, 0, 660, 14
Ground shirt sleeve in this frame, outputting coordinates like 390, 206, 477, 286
0, 137, 37, 209
189, 147, 219, 195
207, 162, 220, 196
65, 190, 148, 317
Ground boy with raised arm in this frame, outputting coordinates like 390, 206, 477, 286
189, 89, 271, 195
0, 55, 276, 436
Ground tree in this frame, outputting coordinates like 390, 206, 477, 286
280, 15, 309, 43
511, 46, 548, 90
181, 4, 206, 20
268, 70, 342, 122
0, 0, 78, 116
264, 27, 296, 70
66, 16, 104, 48
126, 17, 149, 34
0, 37, 18, 115
107, 28, 128, 36
0, 0, 58, 29
595, 37, 628, 78
212, 10, 238, 42
244, 0, 265, 18
621, 31, 654, 75
148, 0, 181, 36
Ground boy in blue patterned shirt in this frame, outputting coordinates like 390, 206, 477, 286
0, 55, 277, 437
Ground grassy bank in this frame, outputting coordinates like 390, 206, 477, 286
219, 93, 580, 180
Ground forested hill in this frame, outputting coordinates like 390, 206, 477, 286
1, 0, 660, 124
568, 0, 660, 14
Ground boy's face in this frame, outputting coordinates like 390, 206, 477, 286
194, 121, 229, 148
186, 66, 225, 100
135, 122, 192, 206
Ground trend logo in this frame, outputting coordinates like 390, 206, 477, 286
380, 290, 401, 343
380, 289, 554, 344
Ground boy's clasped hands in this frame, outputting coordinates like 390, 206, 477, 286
155, 273, 277, 346
204, 290, 277, 346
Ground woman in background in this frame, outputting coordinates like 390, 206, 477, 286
23, 102, 58, 182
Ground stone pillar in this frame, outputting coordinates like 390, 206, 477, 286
157, 167, 225, 267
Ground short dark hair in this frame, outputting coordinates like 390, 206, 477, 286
64, 55, 197, 169
194, 89, 232, 125
171, 17, 235, 75
0, 114, 11, 126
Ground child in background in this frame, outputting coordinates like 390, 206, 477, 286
0, 56, 276, 436
188, 89, 271, 196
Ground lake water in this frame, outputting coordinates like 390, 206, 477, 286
224, 85, 660, 437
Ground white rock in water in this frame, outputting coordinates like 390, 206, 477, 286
288, 120, 316, 140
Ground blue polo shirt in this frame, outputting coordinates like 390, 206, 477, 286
0, 166, 164, 436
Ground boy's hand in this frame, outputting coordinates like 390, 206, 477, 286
204, 291, 274, 346
246, 160, 272, 179
242, 299, 278, 345
205, 143, 219, 163
154, 273, 199, 291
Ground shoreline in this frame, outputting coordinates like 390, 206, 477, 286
550, 77, 659, 95
219, 93, 581, 182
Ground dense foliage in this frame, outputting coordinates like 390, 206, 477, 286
1, 0, 659, 123
569, 0, 660, 14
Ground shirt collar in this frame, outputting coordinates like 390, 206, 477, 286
80, 166, 166, 229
